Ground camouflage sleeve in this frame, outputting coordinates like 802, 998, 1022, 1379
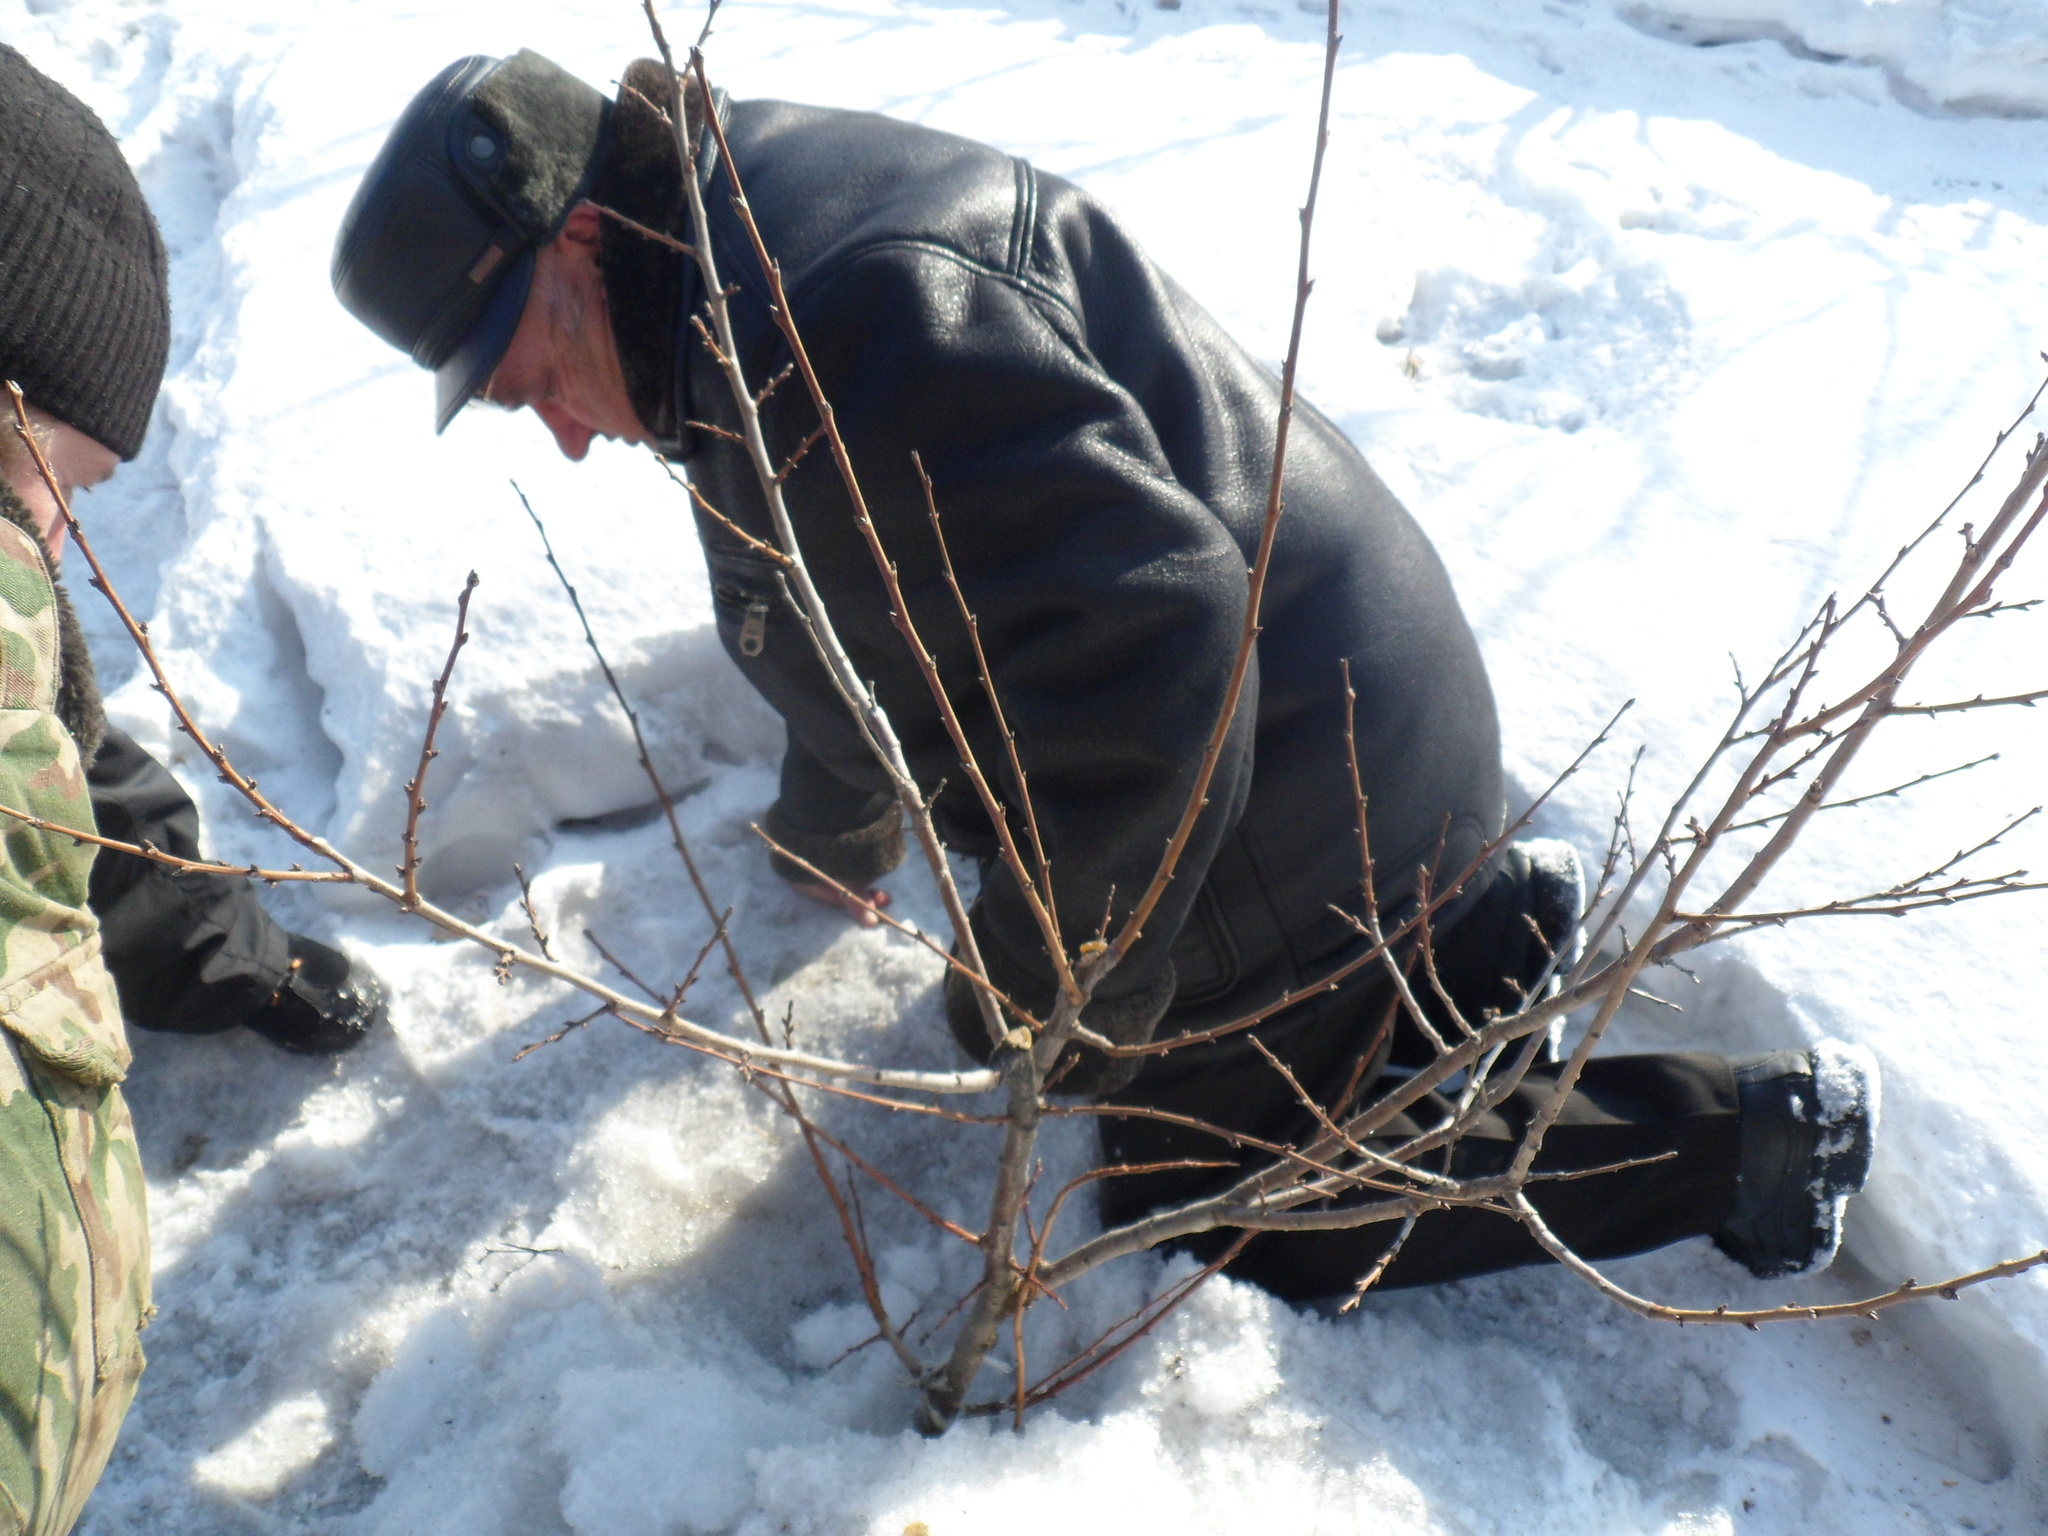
0, 519, 149, 1536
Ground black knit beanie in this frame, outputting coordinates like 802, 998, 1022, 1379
0, 44, 170, 461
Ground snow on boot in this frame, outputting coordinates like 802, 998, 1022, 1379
1513, 837, 1585, 998
1400, 838, 1587, 1066
246, 934, 386, 1056
1503, 838, 1583, 1056
1713, 1040, 1880, 1278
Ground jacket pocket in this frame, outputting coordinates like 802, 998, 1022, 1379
1167, 883, 1241, 1007
708, 550, 787, 660
0, 936, 128, 1089
0, 936, 150, 1389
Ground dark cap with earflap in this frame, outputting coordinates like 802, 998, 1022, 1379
331, 50, 612, 432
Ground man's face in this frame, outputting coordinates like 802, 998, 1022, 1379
1, 404, 118, 567
479, 203, 646, 461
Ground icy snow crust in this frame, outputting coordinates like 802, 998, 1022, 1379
6, 0, 2048, 1530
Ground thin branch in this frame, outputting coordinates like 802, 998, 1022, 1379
1524, 1150, 1680, 1184
657, 456, 794, 566
975, 1231, 1255, 1414
774, 423, 828, 485
1782, 455, 2048, 748
788, 1114, 981, 1247
1720, 754, 2000, 833
617, 1014, 1004, 1123
1889, 688, 2047, 718
754, 362, 795, 407
582, 928, 667, 1005
1337, 657, 1447, 1054
660, 34, 1006, 1053
1336, 1214, 1416, 1314
748, 825, 1043, 1031
398, 572, 477, 908
512, 1002, 615, 1062
1049, 1099, 1467, 1200
782, 1087, 924, 1380
513, 862, 555, 960
1098, 0, 1343, 978
1414, 866, 1478, 1041
917, 451, 1060, 958
1674, 878, 2048, 928
1247, 1035, 1458, 1191
683, 419, 749, 446
1664, 804, 2045, 959
590, 201, 695, 255
671, 906, 731, 1005
514, 481, 782, 1047
1512, 1196, 2048, 1328
1332, 906, 1448, 1056
1844, 370, 2048, 623
0, 805, 350, 881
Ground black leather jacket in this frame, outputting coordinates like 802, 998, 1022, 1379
612, 88, 1503, 1053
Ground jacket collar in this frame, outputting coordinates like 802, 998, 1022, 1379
592, 64, 727, 459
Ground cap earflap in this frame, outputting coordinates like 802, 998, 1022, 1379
330, 49, 610, 430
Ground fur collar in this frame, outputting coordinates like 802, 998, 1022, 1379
591, 60, 704, 450
0, 478, 106, 763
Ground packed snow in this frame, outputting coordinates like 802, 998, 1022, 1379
5, 0, 2048, 1530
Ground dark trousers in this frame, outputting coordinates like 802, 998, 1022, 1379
86, 727, 292, 1034
1099, 877, 1741, 1302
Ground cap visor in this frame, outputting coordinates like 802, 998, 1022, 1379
433, 247, 538, 434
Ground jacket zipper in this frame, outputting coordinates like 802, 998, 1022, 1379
738, 598, 770, 657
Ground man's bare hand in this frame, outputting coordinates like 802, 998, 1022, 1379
790, 880, 892, 927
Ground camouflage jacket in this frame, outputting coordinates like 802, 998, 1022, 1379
0, 509, 149, 1536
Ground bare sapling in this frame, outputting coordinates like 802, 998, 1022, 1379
602, 0, 2047, 1429
6, 0, 2047, 1441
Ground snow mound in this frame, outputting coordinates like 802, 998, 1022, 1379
1631, 0, 2048, 116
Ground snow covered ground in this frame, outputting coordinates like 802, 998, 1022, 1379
6, 0, 2048, 1530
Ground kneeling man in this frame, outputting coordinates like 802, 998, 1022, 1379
333, 50, 1876, 1299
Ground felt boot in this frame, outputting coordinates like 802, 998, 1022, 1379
1714, 1039, 1879, 1278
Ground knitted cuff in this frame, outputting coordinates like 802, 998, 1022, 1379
763, 796, 905, 888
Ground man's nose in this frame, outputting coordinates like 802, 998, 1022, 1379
536, 403, 595, 462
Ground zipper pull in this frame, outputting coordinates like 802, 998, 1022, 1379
739, 598, 769, 657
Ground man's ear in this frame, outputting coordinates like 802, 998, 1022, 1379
558, 202, 605, 249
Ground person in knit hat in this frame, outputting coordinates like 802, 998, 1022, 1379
1, 43, 388, 1075
0, 43, 387, 1530
0, 42, 158, 1533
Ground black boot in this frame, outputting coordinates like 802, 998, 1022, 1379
1714, 1041, 1879, 1278
1390, 838, 1585, 1067
244, 934, 386, 1056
